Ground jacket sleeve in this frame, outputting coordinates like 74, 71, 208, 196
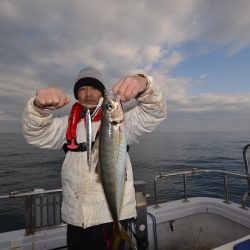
21, 97, 68, 150
125, 75, 167, 144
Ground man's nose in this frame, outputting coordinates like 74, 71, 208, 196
86, 88, 92, 96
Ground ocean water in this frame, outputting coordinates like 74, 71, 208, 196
0, 131, 250, 233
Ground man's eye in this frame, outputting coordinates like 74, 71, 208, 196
106, 103, 113, 111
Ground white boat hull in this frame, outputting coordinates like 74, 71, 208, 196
147, 197, 250, 250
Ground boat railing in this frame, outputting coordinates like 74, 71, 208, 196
0, 181, 148, 246
153, 168, 250, 208
0, 188, 64, 235
242, 191, 250, 210
243, 144, 250, 189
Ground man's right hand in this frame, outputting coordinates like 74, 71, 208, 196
34, 87, 71, 110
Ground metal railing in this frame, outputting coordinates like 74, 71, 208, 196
243, 144, 250, 190
0, 188, 63, 234
0, 181, 148, 249
242, 191, 250, 210
153, 168, 250, 208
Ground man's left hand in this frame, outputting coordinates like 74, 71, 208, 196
112, 75, 148, 102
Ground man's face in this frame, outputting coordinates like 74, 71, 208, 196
77, 86, 103, 109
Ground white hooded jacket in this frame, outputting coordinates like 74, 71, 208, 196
21, 75, 166, 229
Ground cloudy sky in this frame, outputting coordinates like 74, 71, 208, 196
1, 0, 250, 133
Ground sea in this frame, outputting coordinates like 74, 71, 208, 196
1, 131, 250, 233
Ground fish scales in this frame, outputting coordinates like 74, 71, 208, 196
99, 93, 127, 222
99, 91, 136, 250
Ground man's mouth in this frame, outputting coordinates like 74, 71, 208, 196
81, 99, 95, 104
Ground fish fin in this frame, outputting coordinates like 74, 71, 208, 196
112, 223, 137, 250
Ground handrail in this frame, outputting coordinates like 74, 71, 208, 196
153, 168, 250, 208
243, 144, 250, 190
0, 189, 63, 235
0, 182, 148, 247
0, 188, 62, 199
242, 191, 250, 210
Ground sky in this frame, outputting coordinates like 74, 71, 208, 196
1, 0, 250, 133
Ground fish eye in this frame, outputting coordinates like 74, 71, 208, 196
106, 103, 113, 111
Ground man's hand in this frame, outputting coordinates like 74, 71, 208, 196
34, 87, 70, 110
112, 75, 148, 102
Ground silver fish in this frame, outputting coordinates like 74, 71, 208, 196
86, 108, 92, 169
99, 91, 136, 250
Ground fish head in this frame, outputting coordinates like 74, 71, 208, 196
103, 91, 124, 125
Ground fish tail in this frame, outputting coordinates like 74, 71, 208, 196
112, 222, 137, 250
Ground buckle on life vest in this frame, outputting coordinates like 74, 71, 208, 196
67, 138, 79, 150
63, 138, 80, 153
63, 140, 95, 154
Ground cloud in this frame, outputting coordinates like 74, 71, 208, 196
193, 0, 250, 54
0, 0, 250, 132
167, 91, 250, 113
199, 74, 207, 80
159, 74, 250, 119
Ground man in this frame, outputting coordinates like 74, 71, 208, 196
21, 67, 166, 249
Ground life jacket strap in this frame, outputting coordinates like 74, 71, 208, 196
63, 142, 130, 154
63, 141, 95, 153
